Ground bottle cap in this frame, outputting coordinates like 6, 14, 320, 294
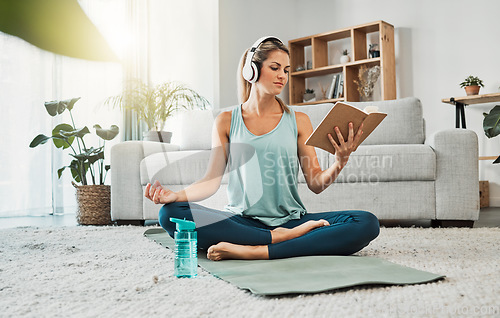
170, 217, 196, 231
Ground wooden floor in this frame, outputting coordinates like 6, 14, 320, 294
1, 208, 499, 229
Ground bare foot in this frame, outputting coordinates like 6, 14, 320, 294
207, 242, 268, 261
271, 219, 330, 243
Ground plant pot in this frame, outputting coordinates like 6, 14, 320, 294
340, 55, 350, 64
303, 93, 316, 102
72, 182, 111, 225
465, 85, 481, 96
144, 130, 172, 143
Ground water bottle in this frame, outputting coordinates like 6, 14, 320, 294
170, 217, 197, 278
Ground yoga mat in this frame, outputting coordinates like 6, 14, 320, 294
144, 228, 445, 296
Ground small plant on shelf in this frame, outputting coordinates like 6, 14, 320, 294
303, 88, 316, 102
340, 49, 350, 64
459, 75, 484, 96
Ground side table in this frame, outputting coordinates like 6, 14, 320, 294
442, 92, 500, 128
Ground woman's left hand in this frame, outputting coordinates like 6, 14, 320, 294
328, 122, 363, 167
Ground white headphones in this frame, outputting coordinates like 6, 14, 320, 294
242, 36, 283, 83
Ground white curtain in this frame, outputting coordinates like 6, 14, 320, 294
0, 0, 217, 217
0, 0, 125, 217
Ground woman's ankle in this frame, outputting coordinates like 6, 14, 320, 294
270, 227, 293, 243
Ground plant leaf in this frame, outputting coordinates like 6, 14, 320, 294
52, 123, 75, 149
59, 126, 90, 138
44, 100, 66, 116
483, 105, 500, 138
57, 166, 67, 179
87, 151, 104, 164
69, 160, 82, 184
61, 97, 81, 111
94, 124, 119, 140
69, 146, 103, 161
29, 134, 51, 148
44, 98, 81, 116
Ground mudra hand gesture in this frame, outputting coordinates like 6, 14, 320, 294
145, 180, 178, 204
328, 122, 363, 167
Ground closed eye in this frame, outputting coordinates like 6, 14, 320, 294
271, 66, 289, 74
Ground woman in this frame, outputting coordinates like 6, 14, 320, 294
145, 36, 379, 261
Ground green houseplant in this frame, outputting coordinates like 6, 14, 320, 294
30, 97, 119, 185
29, 97, 119, 225
459, 75, 484, 96
105, 80, 210, 142
483, 105, 500, 164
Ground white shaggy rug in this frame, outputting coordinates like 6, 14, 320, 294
0, 225, 499, 318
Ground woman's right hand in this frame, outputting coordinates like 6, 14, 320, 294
145, 180, 178, 204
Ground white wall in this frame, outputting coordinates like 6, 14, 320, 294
218, 0, 296, 108
218, 0, 500, 205
149, 0, 218, 106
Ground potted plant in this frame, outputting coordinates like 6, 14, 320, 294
303, 88, 316, 102
340, 49, 351, 64
105, 79, 210, 143
30, 97, 119, 225
483, 105, 500, 164
460, 75, 484, 96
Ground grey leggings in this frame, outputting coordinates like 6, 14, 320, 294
159, 201, 380, 259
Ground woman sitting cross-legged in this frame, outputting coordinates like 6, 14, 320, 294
145, 36, 380, 261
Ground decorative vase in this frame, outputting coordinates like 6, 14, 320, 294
359, 93, 373, 102
72, 182, 111, 225
144, 130, 172, 143
340, 55, 350, 64
465, 85, 480, 96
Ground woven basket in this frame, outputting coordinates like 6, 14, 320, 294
73, 182, 111, 225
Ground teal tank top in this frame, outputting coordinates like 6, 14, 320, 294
224, 104, 307, 226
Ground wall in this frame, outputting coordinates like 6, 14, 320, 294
149, 0, 218, 106
218, 0, 296, 108
218, 0, 500, 206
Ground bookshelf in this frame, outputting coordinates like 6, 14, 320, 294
288, 21, 396, 105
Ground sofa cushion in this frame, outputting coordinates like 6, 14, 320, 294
174, 109, 215, 150
298, 144, 436, 183
140, 150, 230, 185
142, 144, 435, 187
291, 97, 425, 145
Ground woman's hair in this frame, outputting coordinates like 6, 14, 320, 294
237, 38, 291, 113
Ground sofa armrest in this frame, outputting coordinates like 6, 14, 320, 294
110, 141, 180, 221
426, 129, 479, 220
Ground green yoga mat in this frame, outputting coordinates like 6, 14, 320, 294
144, 228, 444, 296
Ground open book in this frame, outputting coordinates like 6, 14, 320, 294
305, 102, 387, 155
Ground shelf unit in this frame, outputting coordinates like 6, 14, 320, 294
288, 20, 396, 106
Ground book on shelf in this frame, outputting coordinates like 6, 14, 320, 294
327, 74, 340, 99
334, 73, 343, 98
337, 79, 344, 98
305, 102, 387, 155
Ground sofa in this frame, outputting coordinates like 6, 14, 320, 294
110, 97, 480, 227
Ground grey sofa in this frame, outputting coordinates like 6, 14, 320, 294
111, 97, 480, 227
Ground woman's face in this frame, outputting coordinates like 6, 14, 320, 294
256, 50, 290, 96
